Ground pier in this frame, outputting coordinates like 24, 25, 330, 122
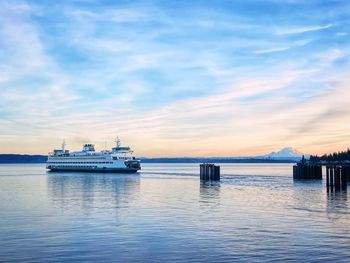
326, 165, 348, 192
292, 163, 322, 180
200, 163, 220, 181
292, 156, 322, 180
293, 156, 349, 192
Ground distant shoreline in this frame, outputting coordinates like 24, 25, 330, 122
139, 158, 296, 163
0, 154, 297, 164
0, 154, 47, 164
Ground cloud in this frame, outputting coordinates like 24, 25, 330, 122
254, 38, 312, 54
255, 46, 291, 54
274, 24, 333, 35
336, 32, 348, 36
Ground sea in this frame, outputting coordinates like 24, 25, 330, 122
0, 163, 350, 262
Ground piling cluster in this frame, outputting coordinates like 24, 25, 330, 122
293, 163, 322, 180
200, 163, 220, 181
326, 166, 348, 192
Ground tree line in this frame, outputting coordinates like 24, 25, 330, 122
310, 149, 350, 162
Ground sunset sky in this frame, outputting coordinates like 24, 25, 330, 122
1, 0, 350, 157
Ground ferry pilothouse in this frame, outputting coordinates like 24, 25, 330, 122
46, 138, 141, 173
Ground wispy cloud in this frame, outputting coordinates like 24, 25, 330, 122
255, 46, 291, 54
337, 32, 348, 36
274, 24, 334, 35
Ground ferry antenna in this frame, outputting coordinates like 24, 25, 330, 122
62, 139, 66, 151
115, 136, 121, 147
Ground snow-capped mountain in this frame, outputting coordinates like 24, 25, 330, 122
262, 147, 307, 160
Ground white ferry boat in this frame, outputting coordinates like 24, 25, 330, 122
46, 138, 141, 173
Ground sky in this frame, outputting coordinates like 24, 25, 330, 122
1, 0, 350, 157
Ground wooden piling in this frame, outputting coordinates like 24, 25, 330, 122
329, 167, 334, 192
326, 166, 330, 191
293, 161, 347, 192
334, 167, 341, 191
200, 163, 220, 181
341, 166, 347, 191
319, 166, 322, 179
293, 163, 322, 180
326, 165, 347, 192
214, 165, 220, 180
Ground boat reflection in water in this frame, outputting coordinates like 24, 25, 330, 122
47, 172, 140, 214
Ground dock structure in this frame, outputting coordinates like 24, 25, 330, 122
200, 163, 220, 181
293, 157, 322, 180
326, 165, 348, 192
292, 155, 349, 192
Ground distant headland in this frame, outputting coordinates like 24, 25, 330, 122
0, 147, 304, 163
0, 154, 48, 163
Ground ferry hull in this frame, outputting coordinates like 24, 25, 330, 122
47, 167, 140, 173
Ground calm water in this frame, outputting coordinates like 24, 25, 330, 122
1, 163, 350, 262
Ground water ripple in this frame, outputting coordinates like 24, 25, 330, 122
1, 163, 350, 262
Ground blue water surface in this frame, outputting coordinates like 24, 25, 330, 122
0, 163, 350, 262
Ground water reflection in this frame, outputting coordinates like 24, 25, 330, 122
292, 178, 323, 185
325, 191, 350, 231
47, 172, 140, 214
327, 191, 348, 212
3, 164, 350, 262
199, 181, 221, 206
